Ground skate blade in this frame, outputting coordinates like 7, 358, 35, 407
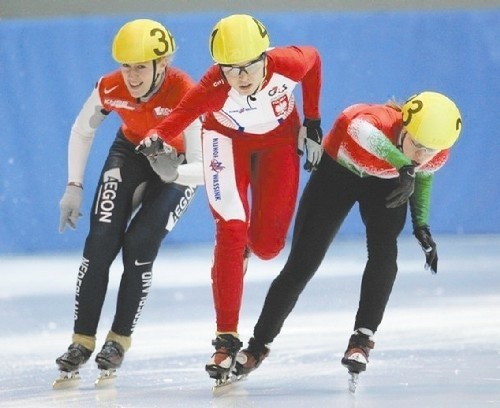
348, 372, 359, 394
52, 371, 81, 389
212, 374, 247, 396
95, 369, 117, 388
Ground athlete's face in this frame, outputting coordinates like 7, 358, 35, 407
400, 129, 439, 165
220, 54, 267, 96
120, 58, 167, 98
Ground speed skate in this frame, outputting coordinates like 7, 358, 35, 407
341, 354, 367, 394
52, 370, 81, 389
52, 369, 118, 389
212, 373, 247, 395
95, 369, 117, 387
347, 370, 360, 393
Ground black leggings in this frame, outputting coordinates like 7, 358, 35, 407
73, 131, 196, 338
253, 154, 407, 344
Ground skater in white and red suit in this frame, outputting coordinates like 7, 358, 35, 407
139, 14, 323, 381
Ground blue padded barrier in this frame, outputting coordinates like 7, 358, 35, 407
0, 10, 498, 253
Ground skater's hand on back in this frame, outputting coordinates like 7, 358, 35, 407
136, 133, 164, 157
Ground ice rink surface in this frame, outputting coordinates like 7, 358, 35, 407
1, 235, 499, 407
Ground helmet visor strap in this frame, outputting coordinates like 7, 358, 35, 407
219, 53, 265, 78
409, 137, 439, 153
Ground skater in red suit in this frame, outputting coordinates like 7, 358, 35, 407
138, 14, 323, 383
234, 92, 462, 389
54, 19, 203, 386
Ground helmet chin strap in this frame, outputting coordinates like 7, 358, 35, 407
139, 60, 164, 101
397, 129, 405, 152
246, 58, 267, 103
398, 130, 420, 166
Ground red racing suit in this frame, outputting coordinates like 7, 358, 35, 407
150, 46, 322, 332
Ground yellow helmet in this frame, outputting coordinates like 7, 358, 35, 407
112, 19, 176, 64
209, 14, 270, 64
402, 91, 462, 150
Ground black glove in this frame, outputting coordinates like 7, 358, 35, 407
385, 164, 416, 208
135, 133, 164, 157
414, 225, 438, 274
298, 118, 323, 172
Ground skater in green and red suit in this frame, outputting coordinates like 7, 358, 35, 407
234, 91, 463, 382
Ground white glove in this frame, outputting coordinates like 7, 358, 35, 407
148, 146, 185, 183
59, 184, 83, 232
135, 132, 164, 157
297, 118, 323, 172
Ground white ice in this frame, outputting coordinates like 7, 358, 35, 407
1, 235, 499, 407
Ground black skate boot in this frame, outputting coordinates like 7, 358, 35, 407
205, 333, 242, 384
233, 337, 270, 377
341, 329, 375, 373
95, 340, 125, 370
56, 343, 92, 372
94, 341, 126, 387
53, 343, 92, 388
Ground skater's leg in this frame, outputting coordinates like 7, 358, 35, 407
341, 176, 406, 378
236, 157, 357, 375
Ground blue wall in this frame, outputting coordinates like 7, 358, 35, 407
1, 10, 499, 254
